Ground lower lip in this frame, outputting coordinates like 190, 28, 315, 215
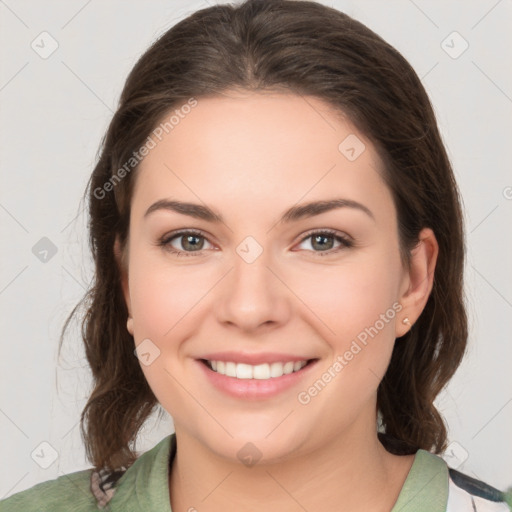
196, 359, 318, 400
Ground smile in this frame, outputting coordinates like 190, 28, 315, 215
205, 360, 309, 380
196, 353, 319, 399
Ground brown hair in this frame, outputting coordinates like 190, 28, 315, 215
60, 0, 467, 470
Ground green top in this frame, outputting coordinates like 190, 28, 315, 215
0, 434, 452, 512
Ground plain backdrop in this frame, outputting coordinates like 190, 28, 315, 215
1, 0, 511, 499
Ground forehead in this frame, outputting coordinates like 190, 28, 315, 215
131, 91, 393, 224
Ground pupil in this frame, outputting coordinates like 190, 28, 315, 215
183, 235, 203, 251
313, 234, 333, 251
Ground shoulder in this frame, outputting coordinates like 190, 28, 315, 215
0, 469, 96, 512
0, 434, 175, 512
391, 448, 511, 512
446, 467, 512, 512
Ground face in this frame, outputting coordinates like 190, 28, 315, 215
119, 91, 415, 463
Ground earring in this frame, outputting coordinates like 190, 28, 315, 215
402, 317, 411, 326
126, 316, 134, 335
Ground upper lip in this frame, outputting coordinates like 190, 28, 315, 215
198, 351, 316, 365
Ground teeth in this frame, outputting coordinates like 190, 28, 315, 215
226, 362, 237, 377
207, 360, 308, 379
283, 362, 294, 375
236, 363, 252, 379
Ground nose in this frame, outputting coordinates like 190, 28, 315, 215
216, 242, 292, 332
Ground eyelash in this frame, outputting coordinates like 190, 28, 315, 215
158, 228, 354, 257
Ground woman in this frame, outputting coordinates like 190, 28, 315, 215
2, 0, 510, 510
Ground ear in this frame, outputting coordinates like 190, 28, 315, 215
114, 236, 131, 316
396, 227, 439, 338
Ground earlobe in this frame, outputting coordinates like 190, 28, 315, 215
396, 227, 439, 338
126, 316, 134, 336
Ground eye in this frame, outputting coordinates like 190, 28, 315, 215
158, 228, 353, 257
295, 229, 353, 256
159, 229, 214, 257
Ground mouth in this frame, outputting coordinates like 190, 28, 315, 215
195, 351, 320, 399
200, 359, 316, 380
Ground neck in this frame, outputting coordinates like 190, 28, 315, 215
169, 420, 415, 512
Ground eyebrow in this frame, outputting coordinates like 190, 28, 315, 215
144, 198, 375, 224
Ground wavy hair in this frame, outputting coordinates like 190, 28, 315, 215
60, 0, 468, 470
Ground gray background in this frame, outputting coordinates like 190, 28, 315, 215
1, 0, 511, 498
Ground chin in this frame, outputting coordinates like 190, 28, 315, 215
198, 422, 311, 466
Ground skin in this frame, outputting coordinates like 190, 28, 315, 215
115, 90, 438, 512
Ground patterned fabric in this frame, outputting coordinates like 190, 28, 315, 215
90, 467, 126, 509
85, 437, 511, 511
446, 469, 511, 512
1, 434, 510, 511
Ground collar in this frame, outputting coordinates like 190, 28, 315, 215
391, 448, 449, 511
109, 433, 175, 511
109, 434, 448, 511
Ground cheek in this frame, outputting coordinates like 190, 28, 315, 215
128, 251, 210, 339
301, 254, 401, 396
127, 251, 204, 413
296, 255, 400, 338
